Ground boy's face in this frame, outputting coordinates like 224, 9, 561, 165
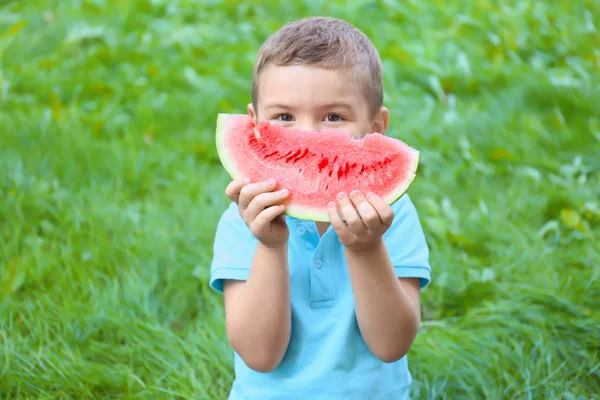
248, 65, 388, 139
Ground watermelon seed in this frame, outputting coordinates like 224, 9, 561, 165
318, 158, 329, 172
344, 162, 351, 177
280, 150, 293, 159
295, 148, 310, 162
285, 149, 302, 162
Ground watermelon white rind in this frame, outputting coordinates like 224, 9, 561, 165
215, 113, 419, 222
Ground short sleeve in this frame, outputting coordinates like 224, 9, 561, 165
383, 194, 431, 288
209, 202, 259, 294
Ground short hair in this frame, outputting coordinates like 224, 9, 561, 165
252, 17, 383, 116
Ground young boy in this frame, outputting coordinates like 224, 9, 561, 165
210, 16, 431, 399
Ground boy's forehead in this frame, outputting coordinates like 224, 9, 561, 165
257, 65, 366, 109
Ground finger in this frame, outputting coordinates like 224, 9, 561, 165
245, 189, 289, 222
251, 205, 286, 236
239, 178, 278, 211
337, 192, 367, 235
366, 192, 395, 227
225, 177, 250, 203
350, 190, 381, 231
327, 201, 353, 242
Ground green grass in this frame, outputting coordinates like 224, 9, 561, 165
1, 0, 599, 398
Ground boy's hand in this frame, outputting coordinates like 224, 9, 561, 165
327, 190, 394, 253
225, 178, 290, 248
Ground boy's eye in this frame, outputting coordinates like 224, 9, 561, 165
324, 113, 343, 122
275, 114, 293, 122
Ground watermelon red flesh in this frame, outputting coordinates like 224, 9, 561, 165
216, 113, 419, 222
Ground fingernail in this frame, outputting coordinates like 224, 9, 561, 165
280, 189, 289, 196
337, 192, 346, 200
328, 202, 336, 209
351, 190, 361, 198
367, 192, 375, 199
267, 178, 276, 186
243, 177, 251, 184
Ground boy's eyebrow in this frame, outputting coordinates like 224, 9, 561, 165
265, 101, 352, 109
320, 102, 354, 110
264, 103, 293, 111
264, 102, 355, 110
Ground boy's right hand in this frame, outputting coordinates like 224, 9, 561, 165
225, 178, 290, 248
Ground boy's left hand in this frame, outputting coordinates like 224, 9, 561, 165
327, 190, 394, 253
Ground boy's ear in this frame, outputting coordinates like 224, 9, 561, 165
247, 103, 256, 121
372, 106, 389, 134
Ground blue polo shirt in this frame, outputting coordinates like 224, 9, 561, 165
210, 194, 431, 400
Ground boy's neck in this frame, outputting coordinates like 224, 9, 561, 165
315, 222, 330, 237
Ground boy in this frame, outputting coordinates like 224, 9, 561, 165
210, 16, 431, 399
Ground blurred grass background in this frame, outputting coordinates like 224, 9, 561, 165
1, 0, 599, 398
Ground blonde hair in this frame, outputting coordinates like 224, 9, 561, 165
252, 17, 383, 116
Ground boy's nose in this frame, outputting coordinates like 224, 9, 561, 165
296, 120, 320, 132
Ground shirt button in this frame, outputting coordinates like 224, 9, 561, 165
315, 259, 322, 269
298, 226, 306, 234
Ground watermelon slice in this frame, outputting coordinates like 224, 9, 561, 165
215, 113, 419, 222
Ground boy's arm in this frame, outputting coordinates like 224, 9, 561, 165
345, 242, 420, 362
223, 243, 291, 373
327, 191, 428, 363
220, 178, 292, 373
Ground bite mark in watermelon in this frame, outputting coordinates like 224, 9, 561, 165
216, 113, 419, 222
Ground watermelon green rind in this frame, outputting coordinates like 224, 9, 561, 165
215, 113, 419, 223
216, 113, 241, 181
